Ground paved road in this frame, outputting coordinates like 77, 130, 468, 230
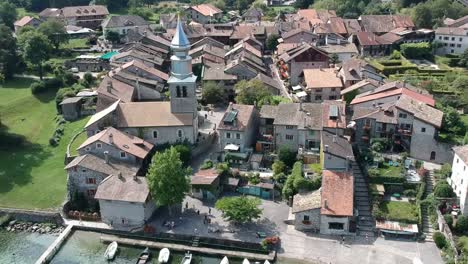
265, 56, 292, 100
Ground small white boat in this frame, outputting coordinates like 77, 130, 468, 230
180, 252, 192, 264
220, 256, 229, 264
242, 258, 250, 264
264, 261, 271, 264
104, 241, 118, 260
158, 248, 170, 263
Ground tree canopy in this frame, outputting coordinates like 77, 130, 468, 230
215, 196, 262, 223
0, 25, 19, 79
266, 34, 279, 51
38, 19, 69, 50
19, 32, 52, 80
235, 79, 273, 106
146, 147, 190, 214
0, 2, 17, 29
202, 81, 224, 105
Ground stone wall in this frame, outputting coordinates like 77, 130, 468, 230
0, 208, 63, 225
437, 209, 459, 263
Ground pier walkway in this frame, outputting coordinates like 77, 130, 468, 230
35, 224, 74, 264
101, 234, 276, 261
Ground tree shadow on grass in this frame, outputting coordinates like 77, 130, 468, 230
0, 123, 53, 193
33, 88, 59, 104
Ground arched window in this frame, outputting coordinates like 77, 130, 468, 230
176, 86, 181, 97
430, 151, 436, 161
177, 129, 183, 138
152, 130, 158, 139
182, 86, 187, 97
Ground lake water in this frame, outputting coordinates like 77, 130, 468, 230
0, 229, 57, 264
50, 230, 248, 264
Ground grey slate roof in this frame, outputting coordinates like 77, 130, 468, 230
322, 131, 354, 160
102, 15, 149, 28
259, 105, 278, 119
65, 154, 139, 176
269, 103, 323, 130
95, 175, 150, 203
395, 95, 443, 128
292, 190, 321, 213
255, 73, 281, 91
453, 145, 468, 165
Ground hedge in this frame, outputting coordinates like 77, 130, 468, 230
416, 181, 426, 201
379, 60, 403, 66
381, 65, 418, 76
369, 175, 406, 184
401, 42, 432, 59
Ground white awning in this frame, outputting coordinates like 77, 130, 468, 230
296, 91, 307, 98
292, 85, 303, 91
224, 144, 240, 151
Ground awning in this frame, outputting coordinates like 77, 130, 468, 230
296, 91, 307, 98
292, 85, 303, 91
100, 51, 119, 60
224, 144, 240, 151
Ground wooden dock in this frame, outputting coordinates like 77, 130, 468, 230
35, 224, 74, 264
100, 234, 276, 261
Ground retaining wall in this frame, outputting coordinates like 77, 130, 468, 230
0, 208, 63, 225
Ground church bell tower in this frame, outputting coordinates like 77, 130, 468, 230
168, 17, 198, 117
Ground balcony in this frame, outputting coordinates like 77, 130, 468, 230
397, 128, 412, 136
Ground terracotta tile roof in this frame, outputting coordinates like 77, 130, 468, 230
297, 9, 336, 26
78, 127, 153, 159
191, 169, 220, 185
343, 19, 362, 34
303, 68, 343, 89
351, 105, 398, 124
277, 43, 300, 55
357, 81, 429, 97
453, 145, 468, 164
218, 104, 256, 131
340, 79, 380, 95
254, 73, 281, 91
61, 5, 109, 18
359, 15, 414, 33
14, 16, 37, 27
292, 190, 321, 213
39, 8, 61, 18
96, 77, 135, 109
190, 4, 222, 17
202, 64, 237, 81
435, 27, 467, 36
231, 25, 265, 40
444, 15, 468, 27
268, 103, 323, 130
95, 174, 149, 203
120, 60, 169, 81
350, 88, 435, 107
64, 154, 139, 176
322, 100, 346, 129
319, 43, 358, 54
321, 170, 353, 216
328, 17, 347, 35
116, 102, 194, 128
279, 43, 328, 63
191, 37, 225, 49
355, 32, 392, 46
395, 94, 443, 128
281, 28, 317, 40
379, 32, 403, 44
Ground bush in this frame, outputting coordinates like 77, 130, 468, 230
44, 78, 63, 89
272, 160, 286, 175
433, 232, 446, 249
390, 50, 402, 60
403, 189, 416, 197
444, 214, 453, 228
401, 42, 432, 59
200, 159, 213, 169
278, 147, 297, 168
30, 82, 47, 94
174, 144, 191, 166
434, 182, 455, 198
457, 216, 468, 233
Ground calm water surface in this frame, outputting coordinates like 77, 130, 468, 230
0, 229, 56, 264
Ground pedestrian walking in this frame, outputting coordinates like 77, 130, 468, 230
365, 234, 369, 242
341, 235, 345, 244
185, 202, 188, 209
197, 210, 200, 215
208, 207, 211, 215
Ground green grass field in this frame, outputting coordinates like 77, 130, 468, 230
0, 78, 88, 210
377, 163, 403, 178
61, 39, 90, 50
378, 201, 419, 223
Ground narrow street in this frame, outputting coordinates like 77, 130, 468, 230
265, 56, 292, 100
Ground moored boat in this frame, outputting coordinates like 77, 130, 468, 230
264, 260, 271, 264
220, 256, 229, 264
180, 251, 192, 264
242, 258, 250, 264
136, 247, 151, 264
104, 241, 118, 260
158, 248, 170, 263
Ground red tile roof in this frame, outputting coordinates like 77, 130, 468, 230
321, 170, 353, 217
191, 169, 220, 185
350, 88, 435, 106
191, 4, 222, 17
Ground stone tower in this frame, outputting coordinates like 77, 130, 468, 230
168, 17, 198, 117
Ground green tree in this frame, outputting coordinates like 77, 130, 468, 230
0, 2, 17, 29
38, 19, 69, 50
456, 215, 468, 233
278, 146, 297, 168
105, 31, 121, 44
400, 42, 432, 59
0, 25, 19, 79
411, 4, 432, 28
441, 105, 466, 135
459, 48, 468, 69
433, 232, 446, 249
82, 72, 95, 87
235, 79, 273, 106
146, 147, 190, 215
433, 181, 455, 198
266, 34, 279, 51
294, 0, 314, 9
272, 160, 286, 175
20, 32, 52, 80
174, 144, 192, 166
215, 196, 262, 223
453, 75, 468, 92
202, 81, 224, 104
329, 53, 340, 64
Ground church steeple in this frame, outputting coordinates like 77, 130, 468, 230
168, 16, 198, 116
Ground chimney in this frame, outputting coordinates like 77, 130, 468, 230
109, 133, 113, 144
107, 80, 112, 93
324, 144, 329, 152
332, 135, 337, 143
324, 199, 328, 209
104, 151, 110, 164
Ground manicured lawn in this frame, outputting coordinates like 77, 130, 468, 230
61, 38, 90, 49
378, 201, 419, 223
69, 131, 88, 156
271, 6, 296, 12
0, 78, 88, 209
377, 163, 403, 177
